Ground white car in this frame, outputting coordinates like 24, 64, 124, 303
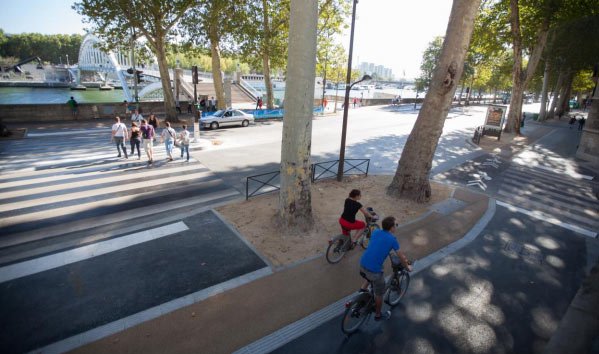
200, 109, 255, 129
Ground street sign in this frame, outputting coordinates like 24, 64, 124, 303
484, 105, 506, 130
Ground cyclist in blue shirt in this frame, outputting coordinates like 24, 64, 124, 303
359, 216, 412, 321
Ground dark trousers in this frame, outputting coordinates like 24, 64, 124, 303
114, 137, 127, 157
130, 139, 141, 157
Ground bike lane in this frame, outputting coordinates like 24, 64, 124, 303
270, 204, 599, 354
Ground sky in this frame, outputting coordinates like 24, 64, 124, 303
0, 0, 453, 79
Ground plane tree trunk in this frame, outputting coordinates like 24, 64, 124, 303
387, 0, 481, 202
278, 0, 318, 229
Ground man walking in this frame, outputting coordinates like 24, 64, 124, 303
111, 116, 128, 159
131, 109, 143, 125
140, 119, 155, 164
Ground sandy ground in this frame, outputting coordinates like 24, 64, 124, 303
216, 175, 453, 267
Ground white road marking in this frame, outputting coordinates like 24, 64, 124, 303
496, 200, 597, 238
0, 221, 189, 283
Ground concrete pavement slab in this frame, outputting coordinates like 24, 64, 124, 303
0, 211, 267, 354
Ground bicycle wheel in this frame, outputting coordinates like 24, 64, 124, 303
341, 294, 372, 334
385, 271, 410, 306
360, 224, 379, 249
326, 235, 347, 264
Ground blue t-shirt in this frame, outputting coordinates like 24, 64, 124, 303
360, 229, 400, 273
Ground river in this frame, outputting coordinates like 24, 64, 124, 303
0, 87, 126, 104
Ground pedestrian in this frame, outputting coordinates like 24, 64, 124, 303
352, 97, 357, 108
256, 97, 263, 110
129, 121, 142, 159
199, 98, 207, 112
148, 114, 159, 142
187, 102, 192, 114
176, 104, 182, 114
123, 100, 130, 118
111, 116, 128, 159
323, 97, 328, 109
161, 121, 177, 162
67, 96, 78, 119
179, 124, 191, 162
140, 119, 155, 164
578, 117, 586, 131
208, 96, 215, 111
569, 116, 576, 129
131, 109, 143, 125
521, 112, 526, 128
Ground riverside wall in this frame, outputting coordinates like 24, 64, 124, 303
0, 102, 178, 123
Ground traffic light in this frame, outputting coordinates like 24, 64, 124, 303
135, 70, 143, 83
192, 65, 199, 84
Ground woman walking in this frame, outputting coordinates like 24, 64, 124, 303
148, 114, 159, 142
160, 121, 177, 162
129, 122, 142, 159
179, 124, 191, 161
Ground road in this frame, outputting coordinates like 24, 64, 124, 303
195, 104, 488, 191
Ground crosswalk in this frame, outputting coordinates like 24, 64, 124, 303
495, 163, 598, 236
0, 129, 241, 263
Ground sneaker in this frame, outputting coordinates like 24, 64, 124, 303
374, 310, 391, 321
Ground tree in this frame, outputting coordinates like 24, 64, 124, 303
73, 0, 194, 121
180, 1, 245, 110
0, 31, 82, 64
235, 0, 290, 109
417, 36, 444, 91
279, 0, 318, 228
388, 0, 481, 202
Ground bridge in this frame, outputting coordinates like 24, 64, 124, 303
75, 34, 255, 105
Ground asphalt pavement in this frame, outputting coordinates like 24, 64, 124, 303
272, 205, 599, 354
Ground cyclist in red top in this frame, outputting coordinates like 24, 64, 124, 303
339, 189, 376, 245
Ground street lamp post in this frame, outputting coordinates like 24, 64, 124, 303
337, 0, 369, 181
334, 72, 341, 113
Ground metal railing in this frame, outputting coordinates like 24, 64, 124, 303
238, 77, 261, 101
246, 171, 281, 200
312, 159, 370, 182
245, 159, 370, 199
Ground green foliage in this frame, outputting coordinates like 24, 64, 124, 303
0, 30, 82, 64
316, 0, 351, 80
417, 36, 443, 90
165, 45, 251, 74
232, 0, 290, 73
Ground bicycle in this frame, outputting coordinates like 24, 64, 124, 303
325, 207, 380, 264
341, 257, 413, 335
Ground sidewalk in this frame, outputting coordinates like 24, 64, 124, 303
71, 187, 489, 354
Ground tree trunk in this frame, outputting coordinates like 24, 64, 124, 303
388, 0, 481, 202
539, 61, 550, 121
278, 0, 318, 229
261, 0, 275, 109
547, 70, 565, 119
154, 37, 177, 121
576, 81, 599, 165
505, 0, 524, 134
556, 72, 573, 118
505, 1, 550, 133
458, 79, 465, 105
209, 25, 226, 110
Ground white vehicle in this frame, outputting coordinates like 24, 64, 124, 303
200, 109, 255, 129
